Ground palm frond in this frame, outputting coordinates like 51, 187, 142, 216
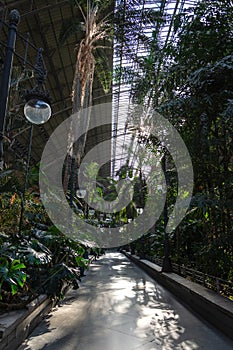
59, 18, 85, 46
94, 48, 113, 94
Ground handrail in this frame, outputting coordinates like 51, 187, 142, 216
144, 254, 233, 299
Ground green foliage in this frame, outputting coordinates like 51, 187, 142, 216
95, 48, 113, 94
114, 1, 162, 59
0, 224, 92, 308
18, 239, 53, 266
44, 263, 80, 299
129, 0, 233, 284
0, 258, 26, 300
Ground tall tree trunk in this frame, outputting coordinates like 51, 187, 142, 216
62, 0, 111, 193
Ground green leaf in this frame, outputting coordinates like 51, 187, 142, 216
11, 283, 18, 295
11, 260, 26, 271
15, 274, 26, 287
75, 256, 89, 267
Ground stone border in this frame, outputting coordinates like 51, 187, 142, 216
124, 251, 233, 341
0, 295, 55, 350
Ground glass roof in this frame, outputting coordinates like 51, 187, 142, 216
112, 0, 198, 177
0, 0, 198, 174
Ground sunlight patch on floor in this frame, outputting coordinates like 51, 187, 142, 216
113, 299, 134, 313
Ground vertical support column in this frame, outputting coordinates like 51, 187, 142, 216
0, 9, 20, 168
162, 154, 172, 272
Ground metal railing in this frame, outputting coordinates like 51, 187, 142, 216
145, 254, 233, 299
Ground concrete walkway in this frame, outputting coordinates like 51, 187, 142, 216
18, 252, 233, 350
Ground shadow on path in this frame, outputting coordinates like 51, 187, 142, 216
18, 253, 233, 350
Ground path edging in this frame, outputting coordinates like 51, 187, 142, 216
124, 251, 233, 340
0, 295, 55, 350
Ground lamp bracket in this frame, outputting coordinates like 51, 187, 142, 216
35, 48, 47, 86
24, 87, 50, 104
24, 48, 50, 104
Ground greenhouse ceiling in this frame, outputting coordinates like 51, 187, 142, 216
0, 0, 198, 174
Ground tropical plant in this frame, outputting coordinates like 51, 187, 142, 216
0, 165, 50, 236
0, 257, 26, 302
159, 0, 233, 280
0, 222, 92, 309
60, 0, 113, 191
127, 0, 233, 282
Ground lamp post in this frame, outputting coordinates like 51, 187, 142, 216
161, 154, 172, 272
136, 207, 145, 258
24, 48, 51, 124
0, 8, 51, 232
0, 9, 20, 170
18, 48, 52, 233
76, 188, 89, 220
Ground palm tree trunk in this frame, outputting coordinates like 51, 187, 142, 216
63, 0, 111, 192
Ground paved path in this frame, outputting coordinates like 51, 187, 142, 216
18, 252, 233, 350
